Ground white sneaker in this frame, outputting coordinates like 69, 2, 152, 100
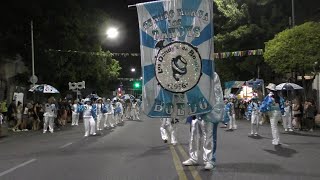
204, 162, 215, 170
289, 128, 294, 132
182, 159, 198, 166
285, 129, 288, 132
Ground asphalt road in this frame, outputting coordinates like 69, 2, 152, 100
0, 115, 320, 180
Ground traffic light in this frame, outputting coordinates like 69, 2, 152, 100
133, 81, 141, 89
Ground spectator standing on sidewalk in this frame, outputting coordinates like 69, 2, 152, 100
12, 101, 23, 132
282, 99, 293, 132
292, 98, 303, 130
0, 100, 8, 122
304, 99, 317, 132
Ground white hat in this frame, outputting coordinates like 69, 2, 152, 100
84, 98, 91, 102
266, 83, 276, 91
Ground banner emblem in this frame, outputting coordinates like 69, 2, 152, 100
155, 41, 202, 93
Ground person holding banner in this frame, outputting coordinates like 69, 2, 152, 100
182, 73, 224, 170
135, 0, 224, 171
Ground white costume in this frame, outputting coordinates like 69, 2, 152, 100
71, 103, 79, 126
96, 103, 104, 131
182, 72, 224, 170
115, 101, 124, 124
260, 84, 285, 145
248, 100, 260, 135
131, 101, 140, 120
104, 100, 115, 128
228, 100, 237, 130
160, 118, 177, 145
43, 103, 56, 133
82, 101, 96, 137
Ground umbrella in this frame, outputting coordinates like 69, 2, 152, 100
276, 83, 303, 91
86, 93, 100, 101
29, 84, 59, 93
121, 94, 135, 100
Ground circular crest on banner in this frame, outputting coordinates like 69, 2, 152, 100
155, 41, 202, 93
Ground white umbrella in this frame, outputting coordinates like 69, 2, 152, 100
276, 83, 303, 91
29, 84, 59, 93
121, 94, 135, 100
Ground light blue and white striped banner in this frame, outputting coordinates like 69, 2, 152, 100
137, 0, 223, 121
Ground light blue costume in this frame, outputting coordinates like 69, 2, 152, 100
260, 94, 285, 145
78, 100, 97, 136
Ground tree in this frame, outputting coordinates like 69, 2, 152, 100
264, 22, 320, 76
213, 0, 290, 84
0, 0, 122, 96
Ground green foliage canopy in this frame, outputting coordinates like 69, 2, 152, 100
264, 22, 320, 74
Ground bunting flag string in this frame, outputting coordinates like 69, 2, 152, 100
213, 49, 264, 59
45, 49, 263, 59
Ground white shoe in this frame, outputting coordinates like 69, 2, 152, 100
204, 162, 215, 170
289, 128, 293, 132
182, 159, 198, 166
92, 133, 97, 136
285, 129, 288, 132
43, 131, 47, 134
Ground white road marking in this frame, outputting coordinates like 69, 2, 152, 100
59, 142, 73, 149
0, 159, 36, 177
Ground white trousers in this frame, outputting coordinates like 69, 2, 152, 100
83, 116, 96, 136
250, 112, 260, 134
282, 111, 292, 130
104, 113, 115, 127
115, 113, 123, 124
43, 116, 54, 133
189, 119, 213, 163
267, 110, 281, 145
228, 113, 237, 129
96, 114, 105, 130
131, 108, 140, 120
71, 112, 79, 125
160, 118, 177, 144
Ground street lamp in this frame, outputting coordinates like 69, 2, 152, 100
131, 68, 136, 73
106, 27, 119, 39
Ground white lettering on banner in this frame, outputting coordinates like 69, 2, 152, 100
153, 97, 209, 116
143, 8, 209, 41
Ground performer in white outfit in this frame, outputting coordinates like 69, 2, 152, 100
104, 99, 115, 128
115, 100, 124, 124
260, 83, 285, 145
124, 99, 132, 120
43, 97, 56, 133
71, 100, 79, 126
160, 118, 177, 145
96, 98, 105, 131
182, 72, 224, 170
79, 98, 97, 137
247, 96, 260, 136
227, 95, 237, 130
131, 99, 140, 120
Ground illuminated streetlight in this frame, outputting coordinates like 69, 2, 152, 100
106, 27, 119, 39
131, 68, 136, 72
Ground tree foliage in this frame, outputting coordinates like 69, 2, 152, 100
0, 0, 121, 96
264, 22, 320, 75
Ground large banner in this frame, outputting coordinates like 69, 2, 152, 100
137, 0, 223, 120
